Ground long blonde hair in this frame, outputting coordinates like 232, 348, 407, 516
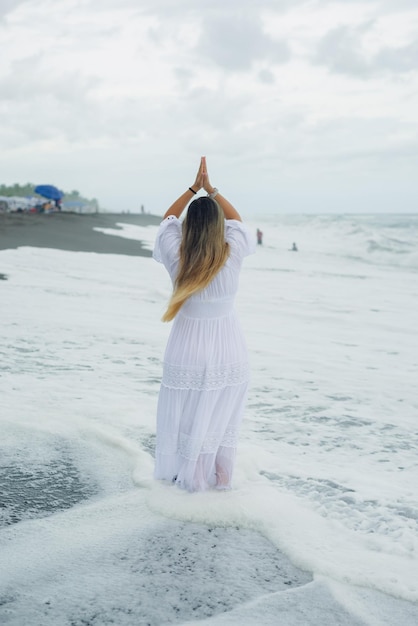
162, 197, 230, 322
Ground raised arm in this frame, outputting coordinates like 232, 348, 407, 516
163, 158, 205, 219
202, 157, 242, 221
163, 156, 243, 221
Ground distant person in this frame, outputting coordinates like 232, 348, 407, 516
291, 242, 298, 252
153, 156, 254, 492
256, 228, 263, 245
141, 204, 145, 214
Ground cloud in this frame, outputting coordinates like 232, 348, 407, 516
341, 0, 418, 9
1, 0, 417, 213
119, 0, 305, 17
183, 86, 250, 131
0, 54, 99, 103
375, 38, 418, 73
196, 15, 290, 72
258, 69, 275, 83
315, 24, 372, 76
0, 51, 105, 149
315, 21, 418, 77
0, 0, 25, 19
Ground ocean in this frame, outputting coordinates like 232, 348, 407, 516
1, 213, 417, 625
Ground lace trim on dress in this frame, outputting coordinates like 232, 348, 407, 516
162, 361, 250, 390
157, 428, 239, 460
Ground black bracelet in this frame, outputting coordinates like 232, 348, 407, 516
188, 187, 197, 194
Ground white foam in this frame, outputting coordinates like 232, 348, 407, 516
1, 214, 418, 623
93, 222, 158, 251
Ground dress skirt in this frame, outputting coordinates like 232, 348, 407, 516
153, 216, 254, 492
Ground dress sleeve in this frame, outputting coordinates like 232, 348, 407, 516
153, 216, 182, 270
225, 220, 255, 259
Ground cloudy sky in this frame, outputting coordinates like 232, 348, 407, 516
1, 0, 417, 214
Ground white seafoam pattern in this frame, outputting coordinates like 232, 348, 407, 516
0, 214, 418, 625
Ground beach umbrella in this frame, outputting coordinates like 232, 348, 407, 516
34, 185, 64, 201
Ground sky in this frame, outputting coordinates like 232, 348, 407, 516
1, 0, 417, 215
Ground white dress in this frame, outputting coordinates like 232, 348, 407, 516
153, 216, 254, 492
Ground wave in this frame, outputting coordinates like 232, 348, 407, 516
250, 213, 418, 271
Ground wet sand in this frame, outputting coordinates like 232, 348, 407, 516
0, 211, 162, 257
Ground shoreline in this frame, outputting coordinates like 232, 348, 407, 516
0, 211, 162, 257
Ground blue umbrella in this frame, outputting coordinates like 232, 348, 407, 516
34, 185, 64, 201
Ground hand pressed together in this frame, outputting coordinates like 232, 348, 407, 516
191, 156, 215, 194
163, 155, 241, 221
191, 157, 206, 192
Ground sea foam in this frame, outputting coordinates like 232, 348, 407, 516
1, 213, 418, 624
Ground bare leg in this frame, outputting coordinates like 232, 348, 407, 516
215, 447, 235, 489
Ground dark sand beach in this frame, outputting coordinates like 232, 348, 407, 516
0, 211, 162, 257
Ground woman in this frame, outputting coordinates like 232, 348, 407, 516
153, 157, 254, 492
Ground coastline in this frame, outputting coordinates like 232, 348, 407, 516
0, 211, 162, 257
